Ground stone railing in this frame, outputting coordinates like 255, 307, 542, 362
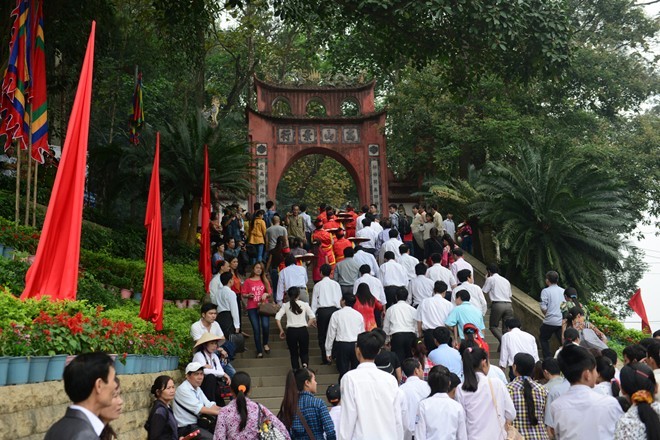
1, 369, 183, 440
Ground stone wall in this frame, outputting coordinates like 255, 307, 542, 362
0, 369, 183, 440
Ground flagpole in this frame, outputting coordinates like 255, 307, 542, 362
14, 143, 21, 227
32, 160, 38, 227
25, 153, 32, 226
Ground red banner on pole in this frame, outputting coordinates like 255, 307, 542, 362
628, 288, 651, 334
198, 144, 212, 292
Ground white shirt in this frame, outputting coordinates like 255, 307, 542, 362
415, 393, 468, 440
311, 276, 342, 313
416, 295, 454, 330
353, 250, 379, 275
544, 377, 571, 427
378, 238, 403, 265
379, 260, 409, 287
325, 306, 365, 356
173, 380, 215, 426
356, 226, 379, 249
384, 301, 418, 335
399, 376, 431, 440
456, 373, 516, 440
397, 253, 419, 280
450, 257, 473, 281
356, 213, 366, 232
210, 285, 240, 331
426, 264, 457, 288
353, 273, 386, 305
499, 327, 540, 367
550, 384, 624, 439
192, 350, 225, 377
329, 405, 341, 436
443, 219, 456, 239
276, 264, 308, 303
339, 362, 405, 440
408, 275, 436, 306
371, 221, 383, 234
300, 211, 314, 233
482, 273, 512, 303
454, 282, 487, 315
274, 300, 315, 328
68, 405, 105, 436
190, 319, 224, 341
487, 364, 508, 385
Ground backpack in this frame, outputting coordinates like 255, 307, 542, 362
399, 215, 412, 235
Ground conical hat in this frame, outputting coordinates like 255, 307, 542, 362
194, 332, 223, 349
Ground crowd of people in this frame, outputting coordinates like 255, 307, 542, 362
44, 201, 660, 440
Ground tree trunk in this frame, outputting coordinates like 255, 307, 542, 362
477, 223, 498, 264
178, 196, 191, 242
187, 196, 201, 244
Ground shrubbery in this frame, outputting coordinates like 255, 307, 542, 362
589, 301, 646, 358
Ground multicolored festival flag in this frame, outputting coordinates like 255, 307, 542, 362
628, 288, 652, 334
0, 0, 31, 152
29, 0, 48, 163
129, 72, 144, 145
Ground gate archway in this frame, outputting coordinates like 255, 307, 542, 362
247, 77, 388, 210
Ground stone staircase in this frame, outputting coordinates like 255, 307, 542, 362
231, 302, 502, 413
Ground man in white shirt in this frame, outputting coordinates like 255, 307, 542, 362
353, 245, 379, 275
499, 317, 539, 380
450, 248, 473, 280
539, 270, 565, 358
326, 294, 365, 379
339, 330, 404, 440
312, 264, 342, 365
399, 358, 431, 440
209, 272, 240, 337
45, 353, 117, 440
550, 344, 623, 439
190, 303, 225, 342
482, 263, 514, 350
276, 254, 309, 303
443, 213, 456, 240
383, 287, 418, 363
379, 251, 410, 308
353, 264, 387, 306
454, 269, 487, 315
426, 253, 457, 289
408, 263, 435, 307
428, 205, 444, 233
417, 281, 454, 351
173, 362, 222, 439
397, 244, 419, 281
355, 217, 379, 253
542, 357, 570, 429
378, 228, 403, 265
411, 204, 426, 260
355, 205, 368, 233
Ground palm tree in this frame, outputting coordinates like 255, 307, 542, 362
160, 110, 252, 243
474, 143, 630, 296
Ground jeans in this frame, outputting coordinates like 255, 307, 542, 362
270, 269, 279, 299
460, 235, 472, 254
247, 308, 270, 354
250, 243, 264, 265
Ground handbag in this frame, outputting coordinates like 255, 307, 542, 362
258, 300, 281, 317
228, 332, 246, 353
257, 403, 288, 440
579, 327, 608, 350
487, 379, 523, 440
174, 398, 217, 432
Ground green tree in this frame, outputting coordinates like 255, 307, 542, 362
475, 143, 631, 296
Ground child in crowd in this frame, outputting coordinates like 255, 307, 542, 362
326, 384, 341, 435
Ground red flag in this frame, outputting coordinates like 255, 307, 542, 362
628, 288, 651, 334
198, 144, 212, 292
139, 132, 164, 330
21, 22, 96, 301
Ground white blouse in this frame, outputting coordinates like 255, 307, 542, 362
275, 300, 315, 328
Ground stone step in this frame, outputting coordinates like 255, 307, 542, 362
231, 363, 338, 377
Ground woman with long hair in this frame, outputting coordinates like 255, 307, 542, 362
99, 378, 122, 440
266, 235, 288, 294
192, 333, 231, 404
146, 376, 178, 440
507, 353, 549, 439
615, 362, 660, 440
416, 366, 467, 439
565, 306, 608, 349
440, 233, 458, 268
408, 338, 433, 381
456, 346, 515, 440
424, 227, 444, 265
594, 354, 620, 397
241, 262, 272, 358
214, 371, 290, 440
275, 287, 317, 369
278, 368, 336, 439
226, 256, 246, 334
354, 283, 383, 331
247, 209, 267, 265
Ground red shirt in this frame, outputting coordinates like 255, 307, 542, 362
241, 278, 270, 309
353, 299, 383, 332
333, 238, 353, 263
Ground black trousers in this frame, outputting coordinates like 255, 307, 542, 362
540, 323, 563, 358
200, 374, 225, 407
422, 329, 436, 354
216, 311, 234, 338
286, 326, 309, 369
391, 332, 416, 364
334, 341, 358, 379
384, 286, 402, 309
316, 307, 339, 360
340, 285, 354, 296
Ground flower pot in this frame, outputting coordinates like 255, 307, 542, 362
120, 288, 133, 300
187, 299, 200, 309
0, 357, 9, 386
133, 292, 142, 303
156, 356, 167, 372
2, 246, 14, 259
171, 356, 179, 370
28, 356, 50, 383
114, 356, 127, 375
7, 357, 30, 385
123, 354, 139, 374
175, 300, 188, 309
45, 354, 67, 381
